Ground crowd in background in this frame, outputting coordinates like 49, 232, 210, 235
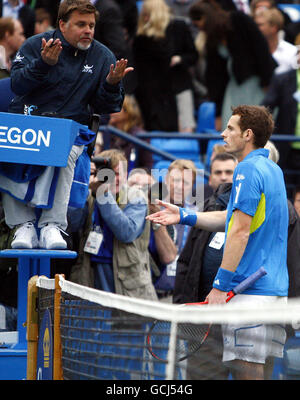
1, 0, 300, 346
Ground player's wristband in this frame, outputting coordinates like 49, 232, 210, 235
212, 268, 235, 292
179, 207, 197, 226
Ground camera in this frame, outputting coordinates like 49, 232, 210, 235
148, 181, 168, 202
91, 156, 113, 183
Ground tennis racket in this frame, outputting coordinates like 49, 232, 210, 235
147, 266, 267, 362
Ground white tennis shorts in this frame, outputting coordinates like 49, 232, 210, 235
222, 294, 287, 364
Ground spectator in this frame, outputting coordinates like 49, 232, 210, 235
261, 46, 300, 181
293, 185, 300, 218
88, 149, 158, 300
28, 0, 61, 28
250, 0, 291, 26
149, 159, 198, 301
254, 8, 298, 74
115, 0, 138, 42
93, 0, 130, 61
208, 152, 237, 191
189, 0, 276, 131
34, 7, 53, 35
125, 168, 177, 300
0, 16, 25, 78
108, 94, 153, 169
93, 0, 136, 94
204, 152, 237, 198
0, 0, 130, 250
133, 0, 198, 132
147, 105, 289, 380
1, 0, 36, 38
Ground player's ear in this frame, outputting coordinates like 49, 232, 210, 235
244, 128, 254, 143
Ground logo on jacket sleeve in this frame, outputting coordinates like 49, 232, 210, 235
82, 64, 93, 74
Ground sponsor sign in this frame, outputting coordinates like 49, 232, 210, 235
0, 112, 81, 166
36, 308, 53, 380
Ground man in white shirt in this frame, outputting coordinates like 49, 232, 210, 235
254, 7, 298, 74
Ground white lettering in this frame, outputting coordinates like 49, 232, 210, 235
0, 126, 8, 143
0, 126, 51, 148
37, 130, 51, 147
234, 182, 242, 203
22, 128, 37, 145
7, 127, 21, 144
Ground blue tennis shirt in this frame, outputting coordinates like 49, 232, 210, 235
225, 148, 289, 296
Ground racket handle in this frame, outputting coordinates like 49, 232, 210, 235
185, 267, 267, 305
232, 266, 267, 295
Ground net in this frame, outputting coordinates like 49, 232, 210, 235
35, 275, 300, 380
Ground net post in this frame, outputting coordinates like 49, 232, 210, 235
166, 321, 178, 380
26, 275, 39, 380
53, 274, 64, 380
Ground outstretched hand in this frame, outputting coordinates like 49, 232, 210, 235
146, 200, 180, 226
41, 38, 62, 66
106, 58, 134, 85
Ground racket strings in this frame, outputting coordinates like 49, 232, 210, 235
176, 323, 210, 358
148, 320, 210, 361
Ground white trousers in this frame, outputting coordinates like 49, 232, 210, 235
2, 145, 84, 231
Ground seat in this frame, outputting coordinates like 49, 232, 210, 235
0, 77, 15, 112
196, 101, 216, 133
136, 0, 143, 13
205, 138, 224, 170
150, 135, 201, 163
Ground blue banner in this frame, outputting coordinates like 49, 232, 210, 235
0, 112, 81, 167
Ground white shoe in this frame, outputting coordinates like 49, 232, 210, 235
11, 222, 39, 249
39, 224, 67, 250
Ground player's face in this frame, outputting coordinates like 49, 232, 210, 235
59, 10, 95, 50
221, 115, 247, 160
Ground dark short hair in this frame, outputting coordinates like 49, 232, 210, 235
210, 152, 237, 172
57, 0, 99, 25
212, 152, 237, 164
231, 105, 274, 148
293, 185, 300, 201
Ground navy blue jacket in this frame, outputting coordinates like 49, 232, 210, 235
8, 29, 124, 125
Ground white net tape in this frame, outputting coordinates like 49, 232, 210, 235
36, 275, 300, 326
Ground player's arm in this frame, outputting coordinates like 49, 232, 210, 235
206, 209, 252, 304
146, 199, 227, 232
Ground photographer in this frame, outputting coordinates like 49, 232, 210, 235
87, 149, 157, 300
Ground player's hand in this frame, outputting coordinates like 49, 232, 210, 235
146, 200, 180, 226
205, 288, 228, 304
106, 58, 134, 85
41, 38, 62, 66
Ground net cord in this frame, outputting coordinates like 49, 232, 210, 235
37, 275, 300, 327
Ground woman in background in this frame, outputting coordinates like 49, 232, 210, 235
189, 0, 276, 130
132, 0, 198, 132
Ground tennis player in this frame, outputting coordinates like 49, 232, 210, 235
146, 105, 289, 380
